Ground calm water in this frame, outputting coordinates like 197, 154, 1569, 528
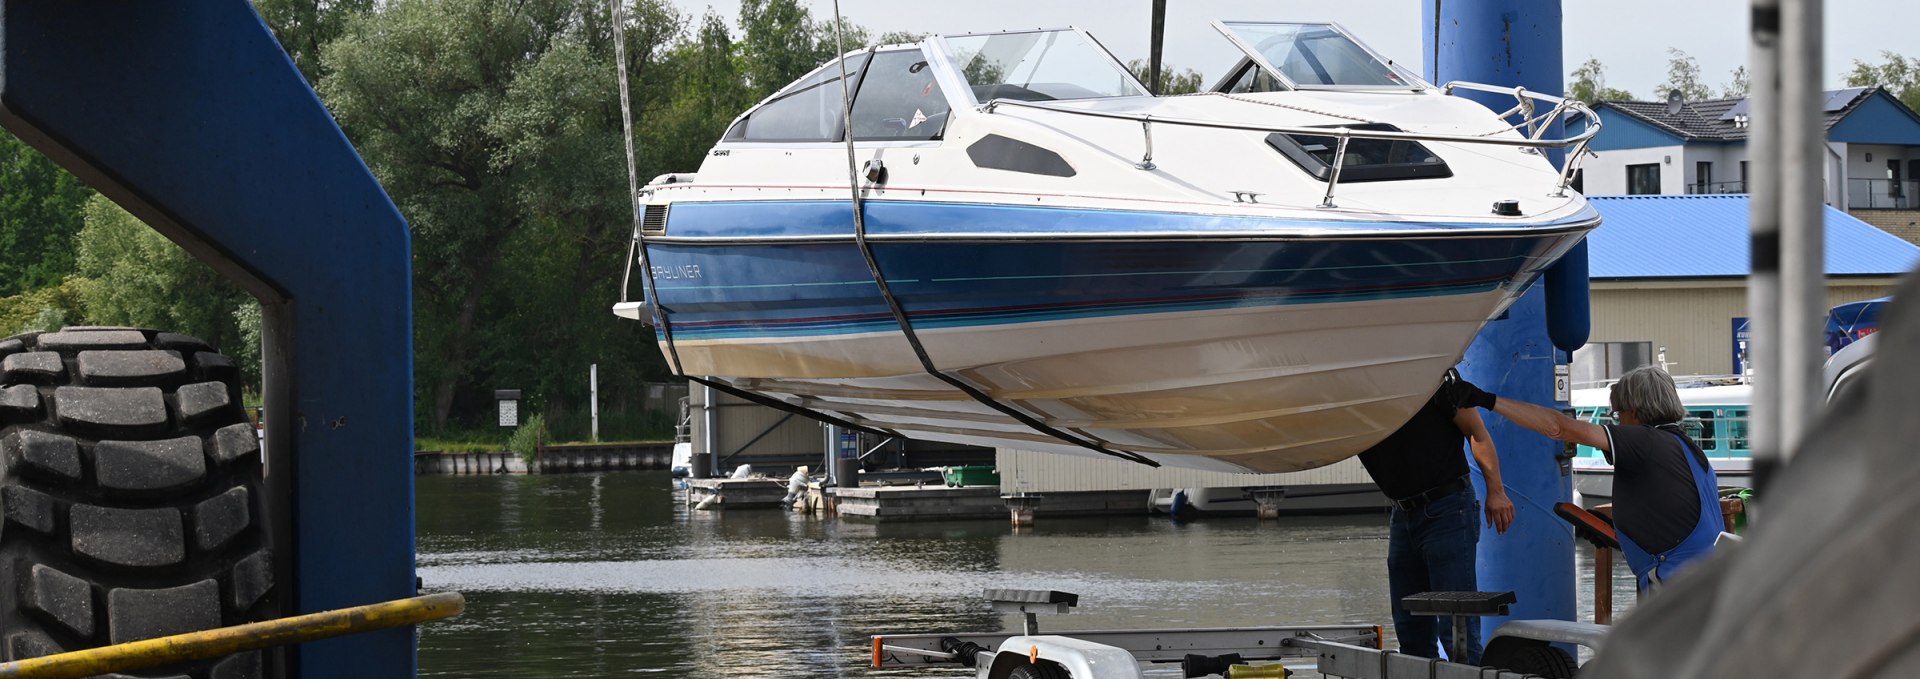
415, 472, 1635, 677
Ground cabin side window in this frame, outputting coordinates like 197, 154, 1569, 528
724, 53, 872, 142
849, 49, 951, 141
1724, 407, 1750, 452
1684, 410, 1714, 452
1265, 123, 1452, 182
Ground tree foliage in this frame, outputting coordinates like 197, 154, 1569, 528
0, 132, 93, 297
1658, 48, 1714, 103
1846, 52, 1920, 114
252, 0, 375, 82
1567, 57, 1635, 104
1723, 65, 1750, 98
740, 0, 833, 97
1126, 59, 1205, 96
70, 195, 258, 385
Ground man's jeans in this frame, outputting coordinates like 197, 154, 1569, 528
1387, 488, 1482, 665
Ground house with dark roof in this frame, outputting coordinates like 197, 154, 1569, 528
1574, 87, 1920, 213
1579, 195, 1917, 376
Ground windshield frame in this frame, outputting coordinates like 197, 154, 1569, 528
1212, 20, 1429, 92
932, 27, 1152, 106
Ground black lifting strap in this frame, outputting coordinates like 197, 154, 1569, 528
844, 212, 1161, 468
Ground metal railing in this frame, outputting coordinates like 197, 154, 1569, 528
0, 593, 464, 679
1685, 180, 1749, 195
979, 81, 1600, 208
1846, 178, 1920, 209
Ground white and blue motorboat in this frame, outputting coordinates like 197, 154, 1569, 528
614, 22, 1600, 474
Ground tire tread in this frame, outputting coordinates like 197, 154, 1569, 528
0, 328, 274, 678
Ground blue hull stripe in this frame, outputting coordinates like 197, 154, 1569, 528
665, 199, 1598, 238
641, 202, 1593, 342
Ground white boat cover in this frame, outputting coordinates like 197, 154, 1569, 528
1583, 273, 1920, 677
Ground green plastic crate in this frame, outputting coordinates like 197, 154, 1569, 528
942, 465, 1000, 487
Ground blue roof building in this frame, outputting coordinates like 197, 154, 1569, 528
1572, 87, 1920, 215
1580, 195, 1917, 375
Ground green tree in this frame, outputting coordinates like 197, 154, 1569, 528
0, 279, 89, 336
652, 12, 753, 170
1658, 48, 1714, 102
0, 132, 94, 297
1567, 57, 1635, 103
1126, 59, 1205, 95
1845, 52, 1920, 113
252, 0, 377, 82
739, 0, 830, 97
319, 0, 678, 432
70, 194, 256, 385
1723, 65, 1750, 98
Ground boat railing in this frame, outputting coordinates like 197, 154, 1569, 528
978, 81, 1599, 207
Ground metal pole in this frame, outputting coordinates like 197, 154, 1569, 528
700, 382, 718, 478
1426, 0, 1577, 644
1778, 0, 1825, 474
1148, 0, 1166, 94
590, 363, 600, 443
0, 593, 464, 679
1746, 0, 1784, 491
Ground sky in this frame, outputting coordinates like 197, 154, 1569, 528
666, 0, 1910, 100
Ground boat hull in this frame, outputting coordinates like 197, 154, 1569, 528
1573, 460, 1753, 506
642, 200, 1593, 473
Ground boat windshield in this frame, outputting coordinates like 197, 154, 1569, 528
1216, 21, 1420, 90
941, 29, 1145, 103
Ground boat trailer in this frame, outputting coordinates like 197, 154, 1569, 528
871, 589, 1605, 679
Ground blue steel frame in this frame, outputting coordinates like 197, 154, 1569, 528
1425, 0, 1584, 647
0, 2, 415, 676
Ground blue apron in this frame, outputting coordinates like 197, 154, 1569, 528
1617, 430, 1724, 592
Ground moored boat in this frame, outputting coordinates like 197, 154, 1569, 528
614, 22, 1600, 473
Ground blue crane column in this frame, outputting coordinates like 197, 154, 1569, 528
1, 2, 416, 676
1423, 0, 1588, 641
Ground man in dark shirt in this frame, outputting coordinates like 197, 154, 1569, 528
1445, 366, 1722, 592
1358, 381, 1514, 665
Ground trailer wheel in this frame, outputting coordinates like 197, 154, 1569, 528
1008, 661, 1072, 679
0, 328, 275, 678
1481, 636, 1576, 678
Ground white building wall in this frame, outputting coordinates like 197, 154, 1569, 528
1843, 143, 1916, 181
1588, 278, 1902, 375
1679, 145, 1731, 193
1583, 144, 1684, 195
998, 448, 1373, 493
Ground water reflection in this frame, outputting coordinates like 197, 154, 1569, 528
417, 472, 1634, 677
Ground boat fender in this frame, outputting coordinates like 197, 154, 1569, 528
1544, 240, 1592, 354
784, 466, 810, 505
695, 494, 721, 511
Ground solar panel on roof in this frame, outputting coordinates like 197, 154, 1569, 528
1823, 87, 1868, 112
1720, 99, 1751, 120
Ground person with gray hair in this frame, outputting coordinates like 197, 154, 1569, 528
1444, 366, 1723, 592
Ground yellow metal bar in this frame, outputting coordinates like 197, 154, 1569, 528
0, 592, 465, 679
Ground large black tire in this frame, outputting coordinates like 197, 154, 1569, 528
0, 328, 274, 678
1481, 636, 1577, 678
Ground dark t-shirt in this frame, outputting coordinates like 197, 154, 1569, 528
1358, 391, 1469, 500
1602, 424, 1706, 555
